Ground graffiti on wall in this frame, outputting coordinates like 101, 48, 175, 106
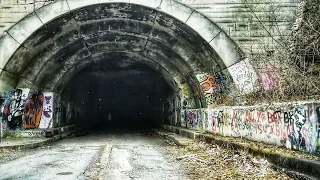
208, 110, 225, 133
180, 109, 202, 130
2, 89, 30, 130
202, 108, 209, 129
200, 75, 221, 106
228, 59, 260, 94
257, 66, 278, 91
214, 71, 234, 95
1, 89, 54, 131
39, 92, 53, 129
23, 92, 44, 129
187, 109, 201, 129
179, 104, 320, 153
283, 107, 307, 150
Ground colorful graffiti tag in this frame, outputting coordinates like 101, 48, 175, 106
23, 92, 44, 129
200, 75, 221, 106
1, 89, 54, 130
186, 109, 201, 129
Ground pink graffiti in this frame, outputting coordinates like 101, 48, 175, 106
257, 111, 267, 123
258, 66, 279, 91
245, 111, 255, 123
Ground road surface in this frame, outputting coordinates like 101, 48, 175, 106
0, 130, 188, 180
0, 129, 293, 180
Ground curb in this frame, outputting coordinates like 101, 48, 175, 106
161, 125, 320, 180
152, 129, 191, 146
2, 125, 76, 138
0, 128, 81, 150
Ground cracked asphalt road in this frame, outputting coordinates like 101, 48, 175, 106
0, 131, 188, 180
0, 129, 293, 180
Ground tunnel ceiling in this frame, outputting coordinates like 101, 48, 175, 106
3, 2, 225, 94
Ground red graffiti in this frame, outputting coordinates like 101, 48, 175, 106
245, 111, 255, 123
268, 111, 282, 123
269, 125, 274, 135
257, 111, 266, 123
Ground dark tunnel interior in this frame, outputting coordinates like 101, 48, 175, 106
61, 58, 174, 131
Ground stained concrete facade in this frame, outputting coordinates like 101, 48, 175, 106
0, 0, 299, 54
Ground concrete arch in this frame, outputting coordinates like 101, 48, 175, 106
0, 0, 259, 108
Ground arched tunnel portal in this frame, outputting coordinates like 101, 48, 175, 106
0, 0, 256, 131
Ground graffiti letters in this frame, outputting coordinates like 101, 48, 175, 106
200, 75, 221, 106
191, 104, 320, 153
27, 131, 45, 137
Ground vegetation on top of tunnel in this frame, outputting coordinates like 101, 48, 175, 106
222, 0, 320, 106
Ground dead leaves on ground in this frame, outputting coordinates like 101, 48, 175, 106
166, 141, 292, 180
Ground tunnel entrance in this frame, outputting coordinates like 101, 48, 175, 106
61, 56, 174, 131
0, 1, 250, 133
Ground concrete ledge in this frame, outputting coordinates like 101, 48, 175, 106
160, 125, 201, 140
0, 128, 80, 150
161, 124, 320, 179
152, 128, 192, 146
4, 125, 75, 138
